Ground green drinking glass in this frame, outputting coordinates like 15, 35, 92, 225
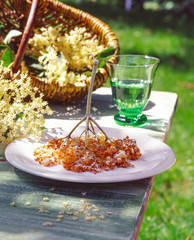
107, 55, 160, 126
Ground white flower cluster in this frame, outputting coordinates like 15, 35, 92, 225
0, 62, 53, 150
27, 26, 106, 87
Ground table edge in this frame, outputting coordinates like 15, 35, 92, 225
131, 94, 178, 239
131, 176, 155, 240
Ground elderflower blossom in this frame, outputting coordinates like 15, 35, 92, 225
27, 26, 106, 87
0, 62, 53, 150
38, 46, 87, 87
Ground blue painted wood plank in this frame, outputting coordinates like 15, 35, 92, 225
0, 161, 152, 240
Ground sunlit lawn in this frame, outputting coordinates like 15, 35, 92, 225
61, 1, 194, 239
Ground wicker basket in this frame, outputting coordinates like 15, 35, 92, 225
0, 0, 119, 102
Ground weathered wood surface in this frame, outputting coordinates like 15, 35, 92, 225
0, 161, 153, 240
45, 88, 178, 142
0, 88, 178, 240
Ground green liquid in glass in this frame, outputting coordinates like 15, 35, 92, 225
111, 79, 150, 125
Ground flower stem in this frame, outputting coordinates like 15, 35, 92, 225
62, 55, 116, 147
85, 56, 99, 116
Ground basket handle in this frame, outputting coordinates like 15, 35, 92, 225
12, 0, 40, 73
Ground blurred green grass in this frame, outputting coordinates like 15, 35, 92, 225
61, 1, 194, 239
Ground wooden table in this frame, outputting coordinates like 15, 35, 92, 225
0, 88, 177, 240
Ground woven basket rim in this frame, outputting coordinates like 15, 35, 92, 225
0, 0, 120, 102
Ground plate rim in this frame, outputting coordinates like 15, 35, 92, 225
5, 127, 176, 183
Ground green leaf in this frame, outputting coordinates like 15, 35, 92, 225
37, 71, 46, 78
4, 30, 22, 45
0, 47, 15, 67
15, 113, 23, 121
97, 47, 115, 59
83, 71, 92, 77
30, 62, 44, 70
24, 56, 44, 70
0, 44, 7, 53
96, 46, 116, 68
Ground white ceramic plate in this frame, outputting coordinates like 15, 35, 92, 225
5, 127, 176, 183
